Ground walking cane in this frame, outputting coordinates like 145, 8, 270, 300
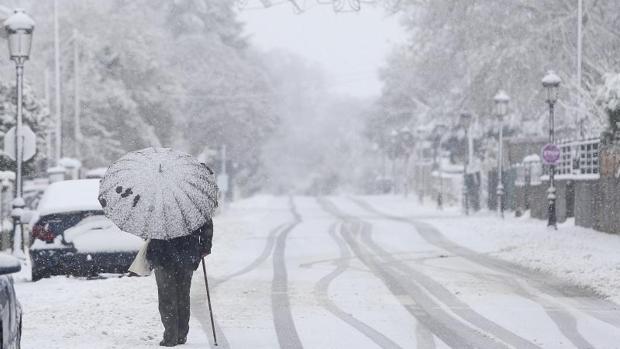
201, 258, 218, 346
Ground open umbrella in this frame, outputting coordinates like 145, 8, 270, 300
98, 147, 218, 240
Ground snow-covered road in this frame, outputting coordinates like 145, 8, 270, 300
16, 196, 620, 348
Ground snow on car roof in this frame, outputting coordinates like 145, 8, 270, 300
37, 179, 103, 216
85, 167, 109, 179
0, 253, 20, 270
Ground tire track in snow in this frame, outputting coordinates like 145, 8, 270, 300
213, 222, 288, 287
194, 211, 293, 348
313, 222, 405, 349
271, 197, 304, 349
415, 318, 436, 349
197, 223, 287, 349
192, 285, 231, 348
491, 273, 595, 349
338, 219, 504, 349
356, 222, 539, 349
319, 198, 518, 349
414, 257, 596, 348
350, 197, 610, 347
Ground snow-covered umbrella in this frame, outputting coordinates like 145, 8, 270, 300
98, 147, 218, 240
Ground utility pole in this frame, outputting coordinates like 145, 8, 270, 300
73, 28, 81, 159
218, 145, 229, 203
54, 0, 62, 164
44, 69, 53, 164
221, 144, 227, 176
577, 0, 584, 138
44, 68, 49, 113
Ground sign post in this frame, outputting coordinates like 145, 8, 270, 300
542, 143, 560, 229
542, 143, 561, 165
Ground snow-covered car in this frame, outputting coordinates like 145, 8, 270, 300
23, 178, 49, 210
0, 254, 22, 349
29, 179, 143, 281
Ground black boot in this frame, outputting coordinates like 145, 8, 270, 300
159, 339, 177, 347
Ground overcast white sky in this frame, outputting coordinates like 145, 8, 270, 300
239, 2, 406, 98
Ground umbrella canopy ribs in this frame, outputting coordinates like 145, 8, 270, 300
99, 147, 219, 240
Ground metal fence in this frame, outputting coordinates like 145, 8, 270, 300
556, 138, 600, 176
515, 138, 600, 186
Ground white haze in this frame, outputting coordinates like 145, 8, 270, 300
239, 4, 406, 98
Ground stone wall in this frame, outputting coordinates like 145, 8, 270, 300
574, 180, 600, 229
492, 138, 620, 234
487, 169, 517, 211
513, 180, 574, 224
592, 178, 620, 234
528, 183, 550, 220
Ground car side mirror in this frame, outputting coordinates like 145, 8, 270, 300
0, 254, 21, 275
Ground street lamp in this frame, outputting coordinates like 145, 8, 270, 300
494, 90, 510, 218
542, 71, 561, 228
459, 112, 472, 215
415, 128, 426, 203
434, 123, 448, 209
399, 126, 415, 197
5, 8, 34, 256
389, 129, 399, 193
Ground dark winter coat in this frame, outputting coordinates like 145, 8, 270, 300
146, 219, 213, 270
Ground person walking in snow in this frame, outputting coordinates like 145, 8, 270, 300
146, 219, 213, 346
98, 148, 219, 347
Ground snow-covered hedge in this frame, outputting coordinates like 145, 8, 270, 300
596, 73, 620, 134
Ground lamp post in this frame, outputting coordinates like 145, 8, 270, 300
494, 90, 510, 218
5, 9, 34, 257
523, 155, 540, 211
389, 129, 398, 193
415, 128, 426, 203
399, 126, 415, 198
542, 71, 561, 228
459, 112, 472, 215
434, 124, 448, 209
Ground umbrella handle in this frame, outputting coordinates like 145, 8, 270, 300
202, 258, 218, 346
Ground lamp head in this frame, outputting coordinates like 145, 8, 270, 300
494, 90, 510, 117
541, 71, 561, 104
460, 112, 472, 128
4, 9, 35, 62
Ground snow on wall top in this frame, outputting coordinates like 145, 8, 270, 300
85, 167, 108, 179
523, 154, 541, 163
37, 179, 103, 216
59, 157, 82, 169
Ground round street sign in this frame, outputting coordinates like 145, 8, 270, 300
541, 143, 561, 165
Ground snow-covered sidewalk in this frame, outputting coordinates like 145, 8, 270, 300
358, 195, 620, 305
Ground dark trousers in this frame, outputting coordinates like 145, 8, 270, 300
154, 266, 194, 342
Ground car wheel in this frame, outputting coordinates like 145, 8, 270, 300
31, 265, 49, 282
